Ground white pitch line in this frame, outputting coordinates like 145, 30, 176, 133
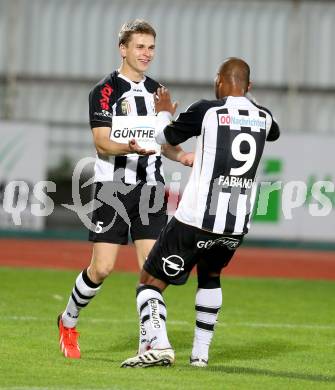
2, 316, 38, 321
1, 316, 335, 331
0, 386, 125, 390
52, 294, 63, 301
216, 322, 335, 331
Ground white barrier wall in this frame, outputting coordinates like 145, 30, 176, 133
164, 134, 335, 243
0, 121, 48, 230
244, 134, 334, 242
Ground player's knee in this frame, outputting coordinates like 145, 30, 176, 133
139, 268, 153, 284
197, 273, 221, 289
139, 269, 167, 291
88, 263, 114, 283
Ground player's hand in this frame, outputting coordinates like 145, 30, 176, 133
179, 152, 194, 167
128, 139, 156, 156
154, 87, 178, 115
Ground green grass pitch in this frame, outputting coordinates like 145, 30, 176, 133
0, 267, 334, 389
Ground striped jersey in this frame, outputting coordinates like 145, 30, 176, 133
160, 96, 280, 235
89, 71, 164, 185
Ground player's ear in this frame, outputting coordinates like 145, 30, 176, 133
119, 44, 127, 59
247, 81, 252, 93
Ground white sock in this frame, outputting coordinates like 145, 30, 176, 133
62, 269, 102, 328
137, 286, 171, 351
191, 288, 222, 361
138, 319, 150, 354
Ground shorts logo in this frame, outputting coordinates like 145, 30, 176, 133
196, 237, 241, 250
162, 255, 185, 277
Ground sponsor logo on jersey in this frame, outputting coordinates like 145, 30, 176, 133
196, 237, 241, 250
218, 175, 254, 189
94, 110, 113, 118
113, 127, 155, 139
132, 88, 143, 93
162, 254, 185, 277
99, 83, 113, 110
218, 114, 266, 129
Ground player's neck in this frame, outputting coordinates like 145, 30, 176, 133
118, 64, 145, 83
220, 86, 246, 97
219, 90, 245, 98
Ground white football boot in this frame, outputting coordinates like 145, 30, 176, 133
121, 348, 175, 368
190, 356, 208, 367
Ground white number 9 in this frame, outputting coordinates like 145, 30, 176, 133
230, 133, 256, 176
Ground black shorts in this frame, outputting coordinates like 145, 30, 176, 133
143, 217, 243, 285
88, 181, 167, 244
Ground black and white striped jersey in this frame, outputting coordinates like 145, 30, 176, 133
159, 96, 280, 235
89, 71, 164, 185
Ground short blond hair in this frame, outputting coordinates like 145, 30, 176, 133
118, 19, 156, 46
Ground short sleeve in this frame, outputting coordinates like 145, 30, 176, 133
253, 102, 280, 142
89, 81, 115, 128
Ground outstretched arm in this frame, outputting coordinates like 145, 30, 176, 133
154, 88, 205, 146
161, 144, 194, 167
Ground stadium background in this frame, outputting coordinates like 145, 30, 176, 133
1, 0, 334, 243
0, 1, 335, 388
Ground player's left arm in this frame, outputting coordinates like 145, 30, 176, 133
248, 96, 280, 142
154, 88, 205, 146
266, 117, 280, 141
161, 144, 194, 167
261, 107, 280, 141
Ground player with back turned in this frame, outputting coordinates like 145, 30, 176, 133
121, 57, 280, 368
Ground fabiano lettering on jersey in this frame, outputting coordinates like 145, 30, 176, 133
218, 175, 254, 189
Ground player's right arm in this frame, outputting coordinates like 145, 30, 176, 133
92, 127, 132, 156
92, 127, 155, 156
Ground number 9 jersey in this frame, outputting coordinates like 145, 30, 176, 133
159, 96, 280, 235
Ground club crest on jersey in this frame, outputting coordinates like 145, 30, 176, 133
150, 97, 156, 114
121, 100, 131, 115
162, 255, 185, 277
